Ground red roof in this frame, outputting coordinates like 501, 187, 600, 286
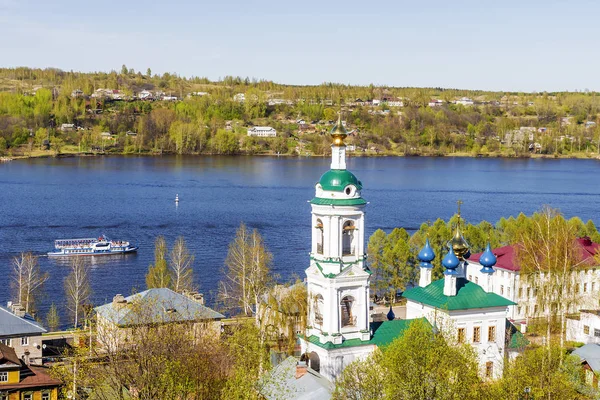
470, 237, 600, 272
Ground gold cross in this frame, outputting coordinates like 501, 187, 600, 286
457, 200, 463, 216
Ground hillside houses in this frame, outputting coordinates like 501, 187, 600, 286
248, 127, 277, 137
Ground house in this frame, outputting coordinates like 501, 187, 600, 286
125, 131, 137, 137
455, 97, 474, 106
59, 124, 75, 132
386, 98, 404, 107
100, 132, 113, 139
573, 343, 600, 388
0, 303, 46, 365
94, 288, 224, 352
247, 127, 277, 137
70, 89, 84, 98
567, 310, 600, 344
0, 343, 61, 400
162, 95, 178, 101
233, 93, 245, 102
260, 357, 333, 400
468, 237, 600, 322
137, 90, 153, 100
428, 99, 444, 107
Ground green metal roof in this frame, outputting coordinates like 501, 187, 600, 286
402, 278, 516, 311
310, 197, 367, 206
318, 169, 362, 192
304, 318, 427, 350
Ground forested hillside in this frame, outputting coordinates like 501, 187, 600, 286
1, 66, 599, 158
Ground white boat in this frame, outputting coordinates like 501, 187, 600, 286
48, 235, 138, 257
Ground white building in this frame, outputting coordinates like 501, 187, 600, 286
428, 99, 445, 107
404, 232, 517, 379
300, 116, 419, 382
567, 310, 600, 344
455, 97, 474, 106
137, 90, 153, 100
468, 237, 600, 321
247, 127, 277, 137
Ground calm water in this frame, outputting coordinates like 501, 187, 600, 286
1, 155, 600, 318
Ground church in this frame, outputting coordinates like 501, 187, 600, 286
300, 115, 518, 382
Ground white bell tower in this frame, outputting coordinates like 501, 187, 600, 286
304, 114, 371, 348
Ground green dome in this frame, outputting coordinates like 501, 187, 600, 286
318, 169, 363, 192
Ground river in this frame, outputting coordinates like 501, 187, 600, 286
1, 155, 599, 320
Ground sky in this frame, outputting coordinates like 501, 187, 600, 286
1, 0, 598, 92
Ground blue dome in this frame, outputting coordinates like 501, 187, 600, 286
479, 243, 496, 274
387, 304, 395, 321
442, 247, 460, 273
418, 239, 435, 263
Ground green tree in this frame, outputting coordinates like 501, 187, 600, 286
146, 236, 172, 289
46, 303, 60, 332
212, 129, 239, 155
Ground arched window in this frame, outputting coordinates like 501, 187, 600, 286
313, 294, 324, 326
342, 221, 355, 256
316, 219, 324, 254
340, 296, 356, 327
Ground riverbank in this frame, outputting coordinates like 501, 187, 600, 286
5, 147, 600, 161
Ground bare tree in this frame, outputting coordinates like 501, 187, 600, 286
11, 252, 48, 314
145, 236, 172, 289
169, 236, 195, 293
64, 257, 91, 328
220, 223, 272, 318
516, 206, 584, 351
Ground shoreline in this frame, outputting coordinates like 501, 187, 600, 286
4, 150, 600, 162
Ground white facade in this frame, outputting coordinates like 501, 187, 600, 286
406, 300, 507, 380
247, 127, 277, 137
567, 311, 600, 344
466, 259, 600, 321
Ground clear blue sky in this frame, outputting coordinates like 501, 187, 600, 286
1, 0, 597, 92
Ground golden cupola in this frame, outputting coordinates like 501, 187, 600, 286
330, 113, 347, 146
451, 201, 470, 260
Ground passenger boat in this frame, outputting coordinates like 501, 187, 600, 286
47, 235, 138, 257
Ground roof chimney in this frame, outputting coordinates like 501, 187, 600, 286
11, 303, 26, 317
112, 294, 127, 308
295, 361, 308, 379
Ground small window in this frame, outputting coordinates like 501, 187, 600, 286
42, 393, 50, 400
517, 306, 522, 315
457, 328, 465, 343
527, 287, 531, 298
475, 277, 478, 284
500, 285, 504, 295
485, 361, 494, 378
0, 372, 7, 382
584, 283, 588, 293
576, 284, 580, 293
594, 329, 600, 338
593, 282, 596, 291
0, 392, 7, 400
468, 275, 472, 281
23, 394, 32, 400
488, 326, 496, 342
584, 325, 590, 335
534, 305, 538, 314
473, 326, 481, 343
507, 287, 511, 297
518, 287, 523, 298
0, 339, 10, 346
21, 337, 29, 346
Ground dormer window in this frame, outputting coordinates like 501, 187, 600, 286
344, 185, 356, 196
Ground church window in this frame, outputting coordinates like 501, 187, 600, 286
314, 295, 324, 326
468, 275, 472, 281
500, 285, 504, 295
526, 287, 531, 298
473, 326, 481, 343
457, 328, 465, 343
534, 305, 538, 314
342, 221, 355, 256
340, 296, 356, 327
485, 362, 494, 378
475, 277, 478, 284
488, 326, 496, 342
584, 283, 588, 293
576, 283, 580, 293
507, 287, 510, 297
593, 282, 596, 291
595, 329, 600, 338
584, 325, 590, 335
316, 219, 324, 254
519, 287, 523, 298
517, 306, 522, 315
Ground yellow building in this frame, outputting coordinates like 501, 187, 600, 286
0, 344, 60, 400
